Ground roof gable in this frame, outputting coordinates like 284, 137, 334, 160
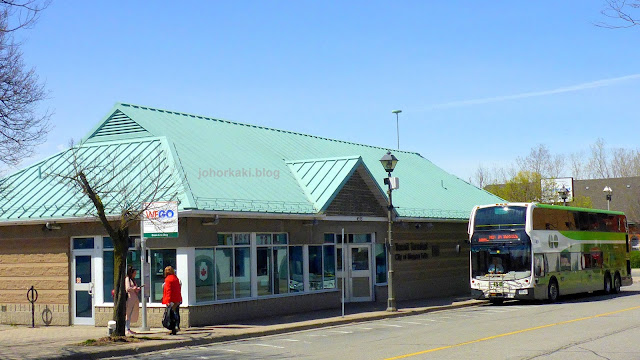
85, 109, 152, 143
286, 156, 386, 213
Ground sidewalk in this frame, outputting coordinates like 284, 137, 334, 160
0, 296, 484, 360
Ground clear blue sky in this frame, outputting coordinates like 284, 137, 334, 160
11, 1, 640, 182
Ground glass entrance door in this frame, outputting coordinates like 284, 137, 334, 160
338, 244, 373, 302
72, 238, 96, 325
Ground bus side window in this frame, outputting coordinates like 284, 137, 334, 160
534, 254, 545, 277
560, 253, 571, 271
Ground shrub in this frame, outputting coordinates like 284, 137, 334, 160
630, 251, 640, 268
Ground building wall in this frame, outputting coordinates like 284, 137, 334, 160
1, 229, 69, 325
0, 217, 472, 326
392, 221, 470, 301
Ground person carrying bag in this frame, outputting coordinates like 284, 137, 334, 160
161, 266, 182, 335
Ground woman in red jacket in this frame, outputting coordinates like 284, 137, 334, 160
162, 266, 182, 334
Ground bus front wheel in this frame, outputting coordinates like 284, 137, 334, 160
548, 279, 559, 303
613, 273, 622, 294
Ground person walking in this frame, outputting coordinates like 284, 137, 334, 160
162, 265, 182, 335
125, 265, 141, 335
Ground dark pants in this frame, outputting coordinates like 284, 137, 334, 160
173, 304, 180, 330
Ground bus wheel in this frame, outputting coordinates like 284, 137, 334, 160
604, 274, 612, 294
613, 274, 622, 294
548, 279, 559, 303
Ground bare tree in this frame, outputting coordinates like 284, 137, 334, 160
0, 0, 50, 166
569, 151, 586, 180
472, 164, 490, 188
48, 140, 183, 337
1, 0, 49, 32
587, 138, 611, 179
597, 0, 640, 28
610, 147, 640, 177
516, 144, 555, 178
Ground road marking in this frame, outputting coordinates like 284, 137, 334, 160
397, 321, 423, 325
277, 339, 300, 342
383, 305, 640, 360
328, 330, 353, 334
379, 324, 403, 328
353, 327, 373, 330
244, 343, 285, 349
307, 334, 328, 337
221, 349, 242, 353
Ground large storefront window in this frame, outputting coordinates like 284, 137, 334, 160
102, 237, 140, 303
195, 249, 215, 302
218, 233, 251, 299
257, 233, 289, 296
216, 248, 233, 300
194, 233, 342, 303
289, 246, 304, 292
309, 242, 336, 290
150, 249, 177, 303
195, 233, 291, 302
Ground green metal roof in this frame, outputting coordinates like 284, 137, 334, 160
0, 102, 503, 221
0, 137, 191, 220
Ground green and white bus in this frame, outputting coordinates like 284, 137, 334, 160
468, 203, 633, 303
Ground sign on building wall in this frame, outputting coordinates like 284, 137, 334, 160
142, 201, 178, 238
541, 177, 574, 203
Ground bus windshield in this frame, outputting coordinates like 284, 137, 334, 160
471, 243, 532, 280
474, 206, 526, 231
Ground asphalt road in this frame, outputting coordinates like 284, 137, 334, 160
120, 282, 640, 360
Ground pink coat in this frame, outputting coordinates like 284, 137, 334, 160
125, 276, 140, 323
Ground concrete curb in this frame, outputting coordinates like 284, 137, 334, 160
54, 300, 485, 359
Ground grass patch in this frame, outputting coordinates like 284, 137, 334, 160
79, 336, 142, 346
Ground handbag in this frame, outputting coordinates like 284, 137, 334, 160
162, 305, 174, 329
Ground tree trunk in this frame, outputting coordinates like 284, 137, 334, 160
112, 228, 129, 337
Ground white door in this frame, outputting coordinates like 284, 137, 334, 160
72, 239, 96, 325
338, 244, 373, 302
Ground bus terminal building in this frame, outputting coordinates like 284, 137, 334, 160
0, 103, 501, 327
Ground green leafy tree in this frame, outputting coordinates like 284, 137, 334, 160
570, 195, 593, 209
487, 171, 543, 202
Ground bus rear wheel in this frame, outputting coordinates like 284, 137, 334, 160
613, 274, 622, 294
604, 274, 612, 294
548, 279, 559, 303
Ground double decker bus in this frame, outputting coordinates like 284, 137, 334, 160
468, 203, 632, 303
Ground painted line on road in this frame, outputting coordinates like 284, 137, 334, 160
243, 343, 285, 349
383, 305, 640, 360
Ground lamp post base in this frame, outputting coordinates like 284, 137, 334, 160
386, 300, 397, 312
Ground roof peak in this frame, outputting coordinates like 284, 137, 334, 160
117, 102, 421, 156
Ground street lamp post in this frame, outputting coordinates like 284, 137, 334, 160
558, 186, 568, 206
392, 110, 402, 150
380, 151, 399, 312
603, 186, 613, 211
